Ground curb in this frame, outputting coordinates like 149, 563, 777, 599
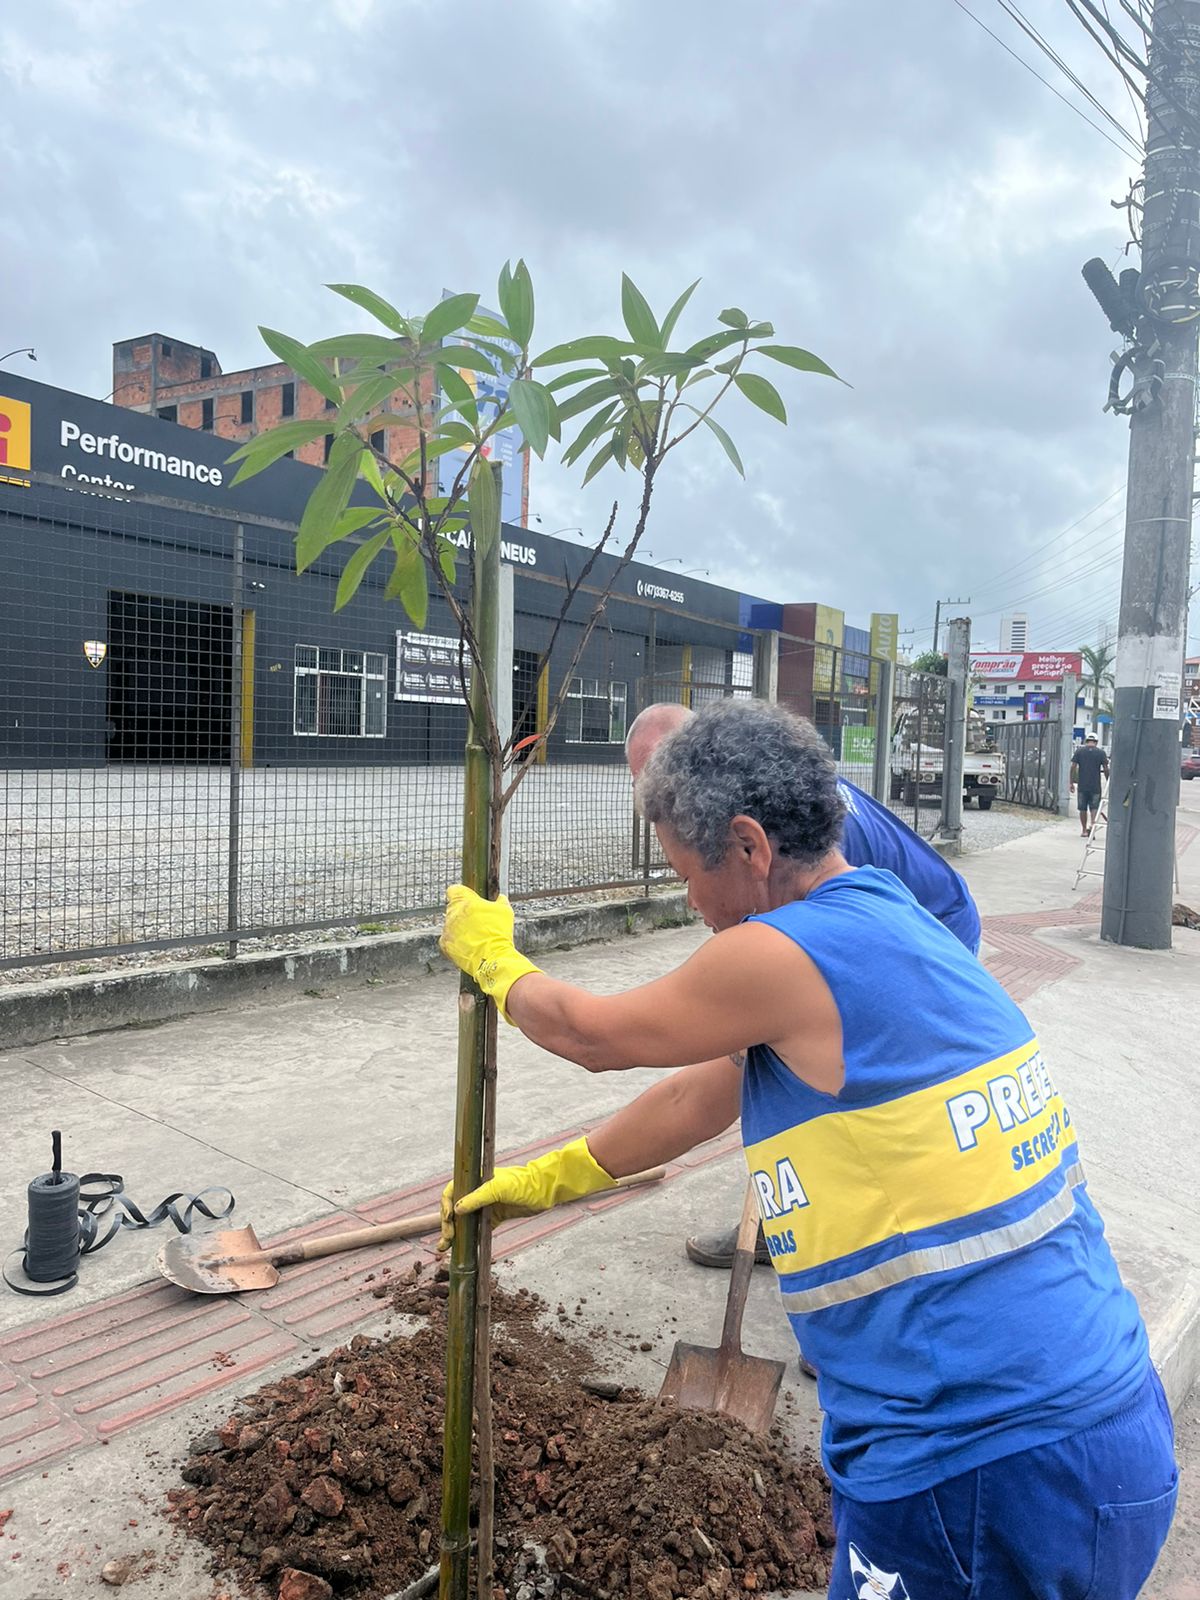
0, 891, 694, 1050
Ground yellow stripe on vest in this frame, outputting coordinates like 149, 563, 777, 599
744, 1038, 1074, 1273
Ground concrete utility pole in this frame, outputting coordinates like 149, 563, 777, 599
937, 616, 971, 854
1100, 2, 1199, 949
933, 597, 971, 655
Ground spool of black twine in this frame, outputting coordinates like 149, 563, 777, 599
25, 1168, 82, 1284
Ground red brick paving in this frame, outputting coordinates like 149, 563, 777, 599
1, 830, 1194, 1488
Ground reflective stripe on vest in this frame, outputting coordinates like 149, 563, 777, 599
779, 1160, 1086, 1316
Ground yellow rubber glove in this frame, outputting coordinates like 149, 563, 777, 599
439, 884, 542, 1024
438, 1136, 617, 1250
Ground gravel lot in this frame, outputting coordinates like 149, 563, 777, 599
1, 764, 1057, 977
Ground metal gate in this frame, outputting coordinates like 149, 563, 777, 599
887, 669, 948, 838
993, 722, 1062, 810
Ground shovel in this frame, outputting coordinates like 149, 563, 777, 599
658, 1178, 785, 1433
157, 1166, 667, 1295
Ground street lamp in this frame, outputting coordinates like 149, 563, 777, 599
0, 348, 36, 366
682, 566, 710, 577
652, 556, 684, 567
532, 517, 585, 538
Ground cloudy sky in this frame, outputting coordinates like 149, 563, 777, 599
5, 0, 1186, 654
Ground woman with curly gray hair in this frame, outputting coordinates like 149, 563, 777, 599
439, 699, 1172, 1600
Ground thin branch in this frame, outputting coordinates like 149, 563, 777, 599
500, 464, 659, 811
501, 503, 621, 759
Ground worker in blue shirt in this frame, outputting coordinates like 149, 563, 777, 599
441, 699, 1175, 1600
626, 702, 980, 1270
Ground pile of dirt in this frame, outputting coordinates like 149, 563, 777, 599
168, 1269, 833, 1599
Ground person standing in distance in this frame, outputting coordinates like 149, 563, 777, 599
1070, 733, 1109, 837
625, 701, 982, 1271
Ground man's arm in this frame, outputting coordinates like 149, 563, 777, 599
587, 1055, 744, 1176
504, 920, 825, 1073
1069, 756, 1079, 792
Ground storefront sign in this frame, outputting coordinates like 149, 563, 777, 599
971, 650, 1083, 681
394, 630, 469, 704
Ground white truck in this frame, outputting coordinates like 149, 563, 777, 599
889, 703, 1005, 810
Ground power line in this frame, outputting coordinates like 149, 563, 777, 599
951, 0, 1143, 158
995, 0, 1144, 153
970, 526, 1126, 616
966, 484, 1125, 600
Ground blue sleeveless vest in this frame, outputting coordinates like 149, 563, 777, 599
741, 867, 1148, 1501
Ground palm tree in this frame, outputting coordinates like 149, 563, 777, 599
1079, 643, 1116, 740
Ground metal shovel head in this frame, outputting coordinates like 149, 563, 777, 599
157, 1224, 279, 1295
658, 1339, 787, 1435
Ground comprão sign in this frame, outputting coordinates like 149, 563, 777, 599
971, 651, 1083, 681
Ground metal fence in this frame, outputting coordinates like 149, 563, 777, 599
2, 473, 907, 973
992, 721, 1063, 811
886, 669, 949, 838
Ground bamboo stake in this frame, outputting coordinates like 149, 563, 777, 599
439, 470, 502, 1600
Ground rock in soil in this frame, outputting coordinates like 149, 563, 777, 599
168, 1280, 832, 1598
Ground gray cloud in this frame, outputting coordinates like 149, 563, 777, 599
2, 0, 1165, 650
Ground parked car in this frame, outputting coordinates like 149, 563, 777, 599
1182, 752, 1200, 780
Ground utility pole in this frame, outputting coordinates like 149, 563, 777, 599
1086, 2, 1200, 950
937, 616, 971, 854
933, 597, 971, 655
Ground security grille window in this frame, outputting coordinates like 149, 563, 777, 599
282, 381, 295, 417
201, 398, 214, 431
240, 390, 254, 424
564, 677, 627, 743
294, 646, 388, 738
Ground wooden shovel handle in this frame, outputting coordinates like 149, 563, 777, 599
274, 1164, 668, 1267
718, 1179, 762, 1357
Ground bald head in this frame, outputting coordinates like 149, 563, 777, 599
625, 702, 694, 779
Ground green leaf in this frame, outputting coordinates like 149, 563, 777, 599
637, 352, 697, 379
227, 418, 335, 484
433, 345, 503, 374
735, 371, 787, 424
719, 307, 749, 329
757, 345, 844, 382
385, 535, 429, 626
402, 434, 475, 471
296, 433, 363, 570
544, 367, 609, 392
621, 273, 661, 349
360, 448, 388, 500
469, 457, 501, 555
555, 377, 624, 424
581, 435, 618, 485
746, 322, 775, 339
334, 527, 391, 611
422, 292, 480, 344
507, 378, 555, 458
306, 333, 406, 365
437, 419, 477, 448
439, 365, 478, 427
562, 402, 619, 467
497, 259, 535, 348
342, 370, 406, 420
680, 367, 714, 390
532, 335, 638, 367
326, 283, 412, 337
259, 326, 342, 405
292, 506, 384, 572
683, 328, 748, 363
699, 413, 745, 477
466, 311, 512, 342
660, 279, 700, 346
437, 542, 458, 586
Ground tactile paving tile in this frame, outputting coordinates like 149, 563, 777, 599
0, 1365, 84, 1484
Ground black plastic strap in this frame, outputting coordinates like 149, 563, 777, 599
3, 1176, 235, 1297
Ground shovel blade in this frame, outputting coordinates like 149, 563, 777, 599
157, 1224, 279, 1295
658, 1340, 786, 1435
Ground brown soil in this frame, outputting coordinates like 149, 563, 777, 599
168, 1266, 833, 1599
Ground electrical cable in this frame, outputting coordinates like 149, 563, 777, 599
996, 0, 1144, 151
966, 485, 1125, 600
951, 0, 1144, 158
968, 506, 1126, 605
971, 536, 1126, 617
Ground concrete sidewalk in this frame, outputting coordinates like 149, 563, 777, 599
0, 787, 1195, 1598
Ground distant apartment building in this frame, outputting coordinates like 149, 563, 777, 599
999, 612, 1029, 652
110, 331, 529, 516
